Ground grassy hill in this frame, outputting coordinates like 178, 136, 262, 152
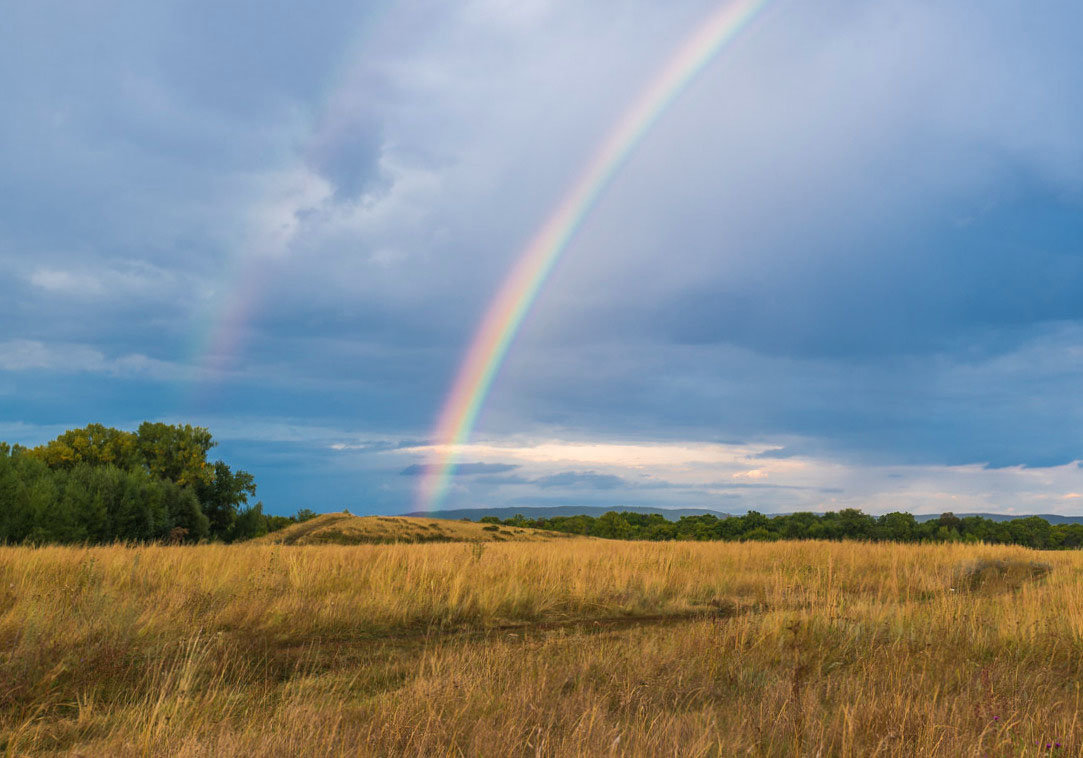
256, 512, 579, 545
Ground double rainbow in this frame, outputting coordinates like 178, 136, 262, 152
417, 0, 769, 511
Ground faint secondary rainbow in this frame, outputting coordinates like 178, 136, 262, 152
417, 0, 770, 511
185, 254, 272, 408
184, 7, 393, 408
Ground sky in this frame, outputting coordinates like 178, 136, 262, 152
3, 0, 1083, 517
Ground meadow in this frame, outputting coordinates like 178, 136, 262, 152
2, 537, 1082, 756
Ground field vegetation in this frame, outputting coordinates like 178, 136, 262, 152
2, 539, 1081, 755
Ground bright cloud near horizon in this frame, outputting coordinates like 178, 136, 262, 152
3, 0, 1083, 516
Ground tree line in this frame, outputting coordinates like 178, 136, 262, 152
0, 423, 313, 545
481, 509, 1083, 549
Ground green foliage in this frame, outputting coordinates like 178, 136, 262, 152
195, 461, 256, 540
483, 508, 1083, 550
136, 422, 215, 487
29, 423, 140, 470
0, 422, 294, 545
265, 515, 295, 533
0, 451, 208, 545
230, 502, 268, 542
595, 511, 633, 539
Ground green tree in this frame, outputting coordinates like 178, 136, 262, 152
938, 512, 963, 532
136, 422, 215, 487
743, 527, 777, 542
30, 423, 140, 471
779, 512, 819, 540
1008, 516, 1052, 549
161, 480, 210, 542
837, 509, 876, 539
195, 461, 256, 540
595, 511, 633, 539
230, 502, 269, 542
741, 511, 770, 533
877, 512, 917, 542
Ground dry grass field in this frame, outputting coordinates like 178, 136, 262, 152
2, 538, 1082, 756
255, 512, 579, 545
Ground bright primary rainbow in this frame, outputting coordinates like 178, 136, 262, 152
417, 0, 770, 511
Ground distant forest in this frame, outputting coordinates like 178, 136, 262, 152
0, 423, 313, 545
483, 510, 1083, 550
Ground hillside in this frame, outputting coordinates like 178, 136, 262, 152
256, 512, 579, 545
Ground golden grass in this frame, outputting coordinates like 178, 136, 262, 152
254, 512, 579, 545
2, 540, 1082, 756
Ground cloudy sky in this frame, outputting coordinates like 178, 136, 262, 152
4, 0, 1083, 517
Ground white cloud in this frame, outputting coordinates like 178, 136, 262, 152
26, 260, 207, 302
0, 340, 107, 372
0, 340, 187, 380
733, 469, 769, 481
29, 269, 105, 296
242, 166, 334, 259
393, 434, 1083, 515
405, 439, 775, 468
0, 421, 78, 446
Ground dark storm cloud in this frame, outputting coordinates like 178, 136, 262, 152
649, 197, 1083, 360
305, 112, 388, 201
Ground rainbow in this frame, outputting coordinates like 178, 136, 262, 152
186, 255, 271, 407
417, 0, 770, 511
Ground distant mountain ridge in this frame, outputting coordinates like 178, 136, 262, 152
406, 505, 732, 521
405, 506, 1083, 524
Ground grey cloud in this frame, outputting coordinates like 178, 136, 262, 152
305, 104, 388, 201
0, 340, 188, 381
474, 474, 533, 486
702, 482, 827, 491
753, 447, 800, 460
332, 439, 431, 453
400, 462, 521, 477
535, 471, 627, 490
